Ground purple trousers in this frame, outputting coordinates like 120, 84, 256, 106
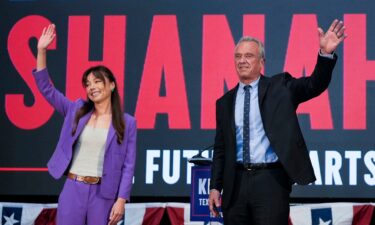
57, 179, 115, 225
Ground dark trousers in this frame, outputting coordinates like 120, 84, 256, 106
223, 167, 292, 225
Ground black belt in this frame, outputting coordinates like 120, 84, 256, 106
236, 161, 282, 171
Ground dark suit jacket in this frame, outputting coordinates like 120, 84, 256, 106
210, 54, 337, 209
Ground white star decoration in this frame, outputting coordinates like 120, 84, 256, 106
318, 218, 332, 225
3, 213, 20, 225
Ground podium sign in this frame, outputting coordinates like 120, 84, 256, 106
190, 165, 223, 223
190, 165, 211, 221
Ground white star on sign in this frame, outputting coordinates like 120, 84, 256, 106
319, 218, 331, 225
3, 213, 20, 225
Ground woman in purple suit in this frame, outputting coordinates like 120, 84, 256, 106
34, 24, 137, 225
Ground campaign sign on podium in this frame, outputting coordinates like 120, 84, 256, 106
190, 165, 223, 223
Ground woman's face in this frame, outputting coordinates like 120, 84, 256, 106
84, 73, 115, 104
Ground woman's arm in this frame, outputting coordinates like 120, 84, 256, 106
37, 24, 55, 71
33, 24, 75, 116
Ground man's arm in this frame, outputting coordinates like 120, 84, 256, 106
287, 19, 347, 105
286, 53, 337, 105
210, 99, 225, 191
209, 99, 225, 217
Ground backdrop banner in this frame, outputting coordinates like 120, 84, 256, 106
0, 0, 374, 198
0, 202, 373, 225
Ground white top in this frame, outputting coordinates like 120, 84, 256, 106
69, 125, 108, 177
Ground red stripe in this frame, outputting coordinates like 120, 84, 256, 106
142, 207, 165, 225
288, 216, 293, 225
352, 205, 374, 225
166, 207, 184, 225
0, 167, 48, 172
35, 208, 57, 225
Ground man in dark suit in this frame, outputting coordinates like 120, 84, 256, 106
208, 19, 347, 224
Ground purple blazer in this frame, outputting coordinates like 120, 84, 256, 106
33, 68, 136, 200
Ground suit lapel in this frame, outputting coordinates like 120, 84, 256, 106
105, 123, 116, 151
228, 84, 239, 142
75, 111, 92, 138
258, 75, 270, 106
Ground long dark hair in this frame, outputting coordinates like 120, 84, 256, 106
71, 65, 125, 144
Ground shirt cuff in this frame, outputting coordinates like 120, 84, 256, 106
210, 189, 221, 193
319, 49, 334, 59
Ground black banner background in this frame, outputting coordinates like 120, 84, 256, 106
0, 0, 374, 199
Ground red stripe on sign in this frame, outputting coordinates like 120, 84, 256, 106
0, 167, 48, 172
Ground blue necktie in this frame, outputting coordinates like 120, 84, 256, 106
243, 85, 251, 164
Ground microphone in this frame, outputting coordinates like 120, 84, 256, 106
188, 144, 214, 165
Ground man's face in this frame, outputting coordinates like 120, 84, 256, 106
234, 41, 264, 83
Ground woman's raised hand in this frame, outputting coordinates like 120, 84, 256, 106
37, 24, 55, 50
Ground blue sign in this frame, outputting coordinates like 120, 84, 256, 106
190, 166, 223, 223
